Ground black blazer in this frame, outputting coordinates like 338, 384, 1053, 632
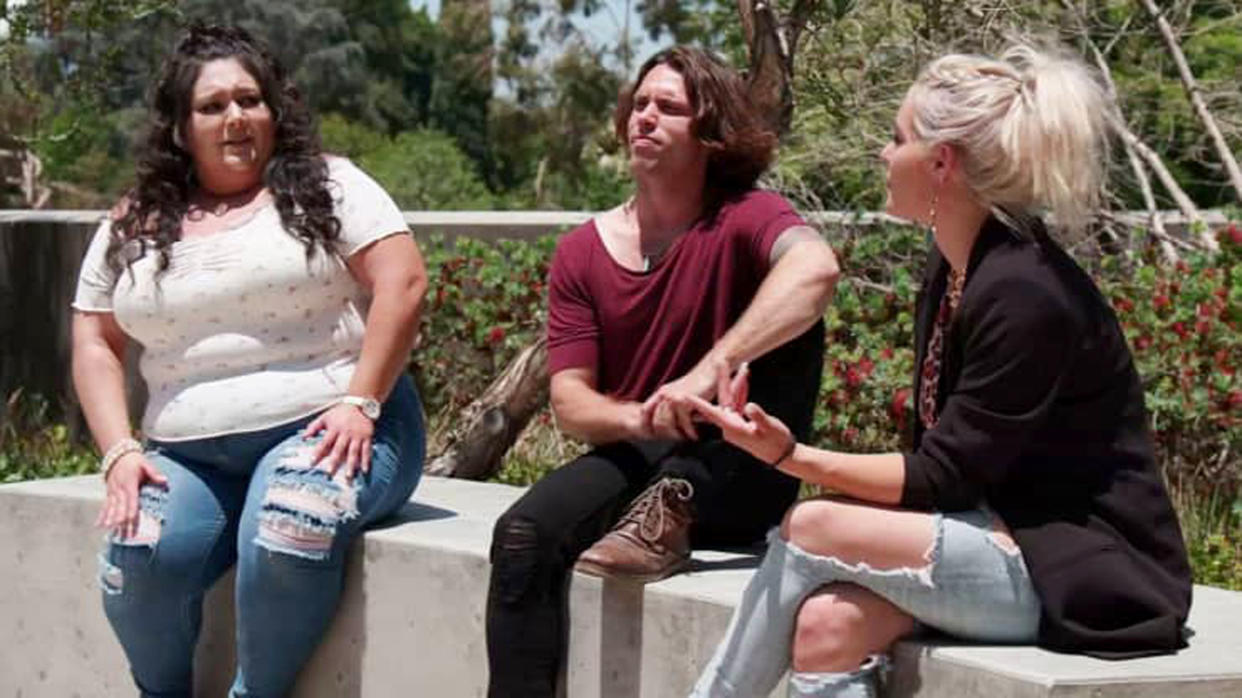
901, 216, 1192, 657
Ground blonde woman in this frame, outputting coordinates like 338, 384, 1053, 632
683, 44, 1192, 697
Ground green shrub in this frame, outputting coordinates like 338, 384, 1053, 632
412, 233, 557, 448
0, 391, 96, 483
5, 218, 1240, 589
413, 218, 1242, 588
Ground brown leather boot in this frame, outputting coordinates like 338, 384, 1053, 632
574, 477, 695, 583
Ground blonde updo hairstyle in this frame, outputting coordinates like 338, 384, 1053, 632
906, 43, 1111, 238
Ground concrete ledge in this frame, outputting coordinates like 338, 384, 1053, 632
2, 475, 1240, 697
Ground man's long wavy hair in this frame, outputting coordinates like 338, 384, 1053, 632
613, 46, 777, 203
107, 23, 339, 275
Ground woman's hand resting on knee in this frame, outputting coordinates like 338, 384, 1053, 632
305, 403, 374, 480
98, 452, 167, 538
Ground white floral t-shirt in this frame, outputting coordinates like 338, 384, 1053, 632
73, 157, 409, 441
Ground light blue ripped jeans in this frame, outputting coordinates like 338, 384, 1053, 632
99, 375, 424, 698
690, 507, 1041, 697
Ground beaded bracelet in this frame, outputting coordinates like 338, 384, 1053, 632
100, 437, 143, 479
770, 435, 797, 468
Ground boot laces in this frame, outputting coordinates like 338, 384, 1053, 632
619, 478, 694, 543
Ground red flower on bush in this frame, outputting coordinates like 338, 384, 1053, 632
1227, 391, 1242, 411
1219, 223, 1242, 247
487, 326, 506, 345
858, 357, 875, 380
890, 388, 911, 424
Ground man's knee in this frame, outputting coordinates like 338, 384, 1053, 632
490, 513, 557, 605
791, 589, 869, 672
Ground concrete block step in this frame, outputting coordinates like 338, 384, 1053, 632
2, 475, 1239, 697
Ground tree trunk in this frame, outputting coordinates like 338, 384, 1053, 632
1139, 0, 1242, 215
736, 0, 819, 137
425, 336, 550, 480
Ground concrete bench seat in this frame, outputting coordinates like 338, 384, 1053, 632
2, 475, 1240, 697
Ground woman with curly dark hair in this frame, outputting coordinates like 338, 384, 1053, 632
71, 23, 427, 695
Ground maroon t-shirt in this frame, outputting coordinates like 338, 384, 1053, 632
546, 189, 807, 401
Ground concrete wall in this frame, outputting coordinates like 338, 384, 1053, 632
5, 475, 1242, 698
0, 475, 779, 698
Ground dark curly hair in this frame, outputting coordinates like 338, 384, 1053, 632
613, 46, 778, 200
107, 23, 339, 275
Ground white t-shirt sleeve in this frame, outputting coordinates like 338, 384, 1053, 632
327, 157, 410, 257
72, 218, 119, 312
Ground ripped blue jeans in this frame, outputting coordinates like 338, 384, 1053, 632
690, 507, 1041, 697
99, 375, 424, 698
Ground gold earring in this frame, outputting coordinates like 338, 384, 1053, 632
928, 190, 939, 236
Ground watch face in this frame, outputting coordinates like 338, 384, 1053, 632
344, 396, 381, 420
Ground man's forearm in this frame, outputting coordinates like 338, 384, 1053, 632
704, 239, 839, 372
554, 394, 642, 445
550, 373, 643, 444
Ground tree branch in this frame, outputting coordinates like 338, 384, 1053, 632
1060, 0, 1178, 262
1139, 0, 1242, 212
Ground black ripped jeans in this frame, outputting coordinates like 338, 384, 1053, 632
485, 323, 824, 697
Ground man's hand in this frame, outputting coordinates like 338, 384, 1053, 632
639, 359, 749, 441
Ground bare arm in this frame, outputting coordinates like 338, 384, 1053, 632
644, 226, 840, 429
706, 226, 840, 371
344, 233, 428, 400
780, 446, 905, 504
308, 232, 428, 475
550, 364, 690, 445
550, 367, 644, 444
680, 392, 906, 505
73, 310, 168, 534
72, 310, 134, 454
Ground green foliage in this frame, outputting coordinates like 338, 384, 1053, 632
321, 114, 494, 210
7, 219, 1242, 588
812, 224, 926, 452
413, 233, 558, 424
412, 219, 1241, 587
637, 0, 744, 61
326, 0, 439, 133
1177, 486, 1242, 591
356, 129, 493, 210
35, 104, 136, 203
1102, 223, 1242, 490
429, 0, 493, 175
0, 391, 95, 483
318, 113, 390, 160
